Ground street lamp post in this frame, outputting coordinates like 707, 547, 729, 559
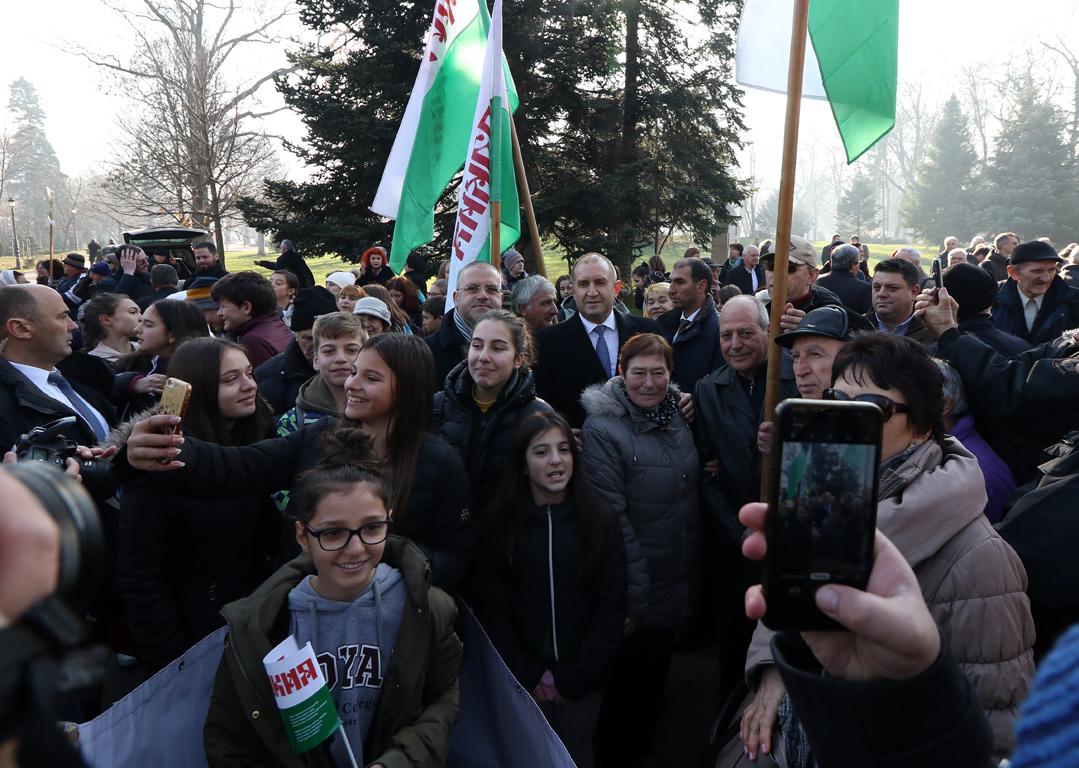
8, 197, 20, 270
71, 208, 78, 254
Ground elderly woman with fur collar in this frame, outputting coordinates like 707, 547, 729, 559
579, 332, 701, 768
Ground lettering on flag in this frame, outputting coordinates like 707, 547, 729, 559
452, 106, 493, 262
263, 636, 342, 754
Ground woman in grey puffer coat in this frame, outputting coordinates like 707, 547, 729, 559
580, 333, 701, 768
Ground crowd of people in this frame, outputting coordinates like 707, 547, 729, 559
4, 228, 1079, 768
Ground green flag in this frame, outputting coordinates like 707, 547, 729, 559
808, 0, 898, 164
786, 447, 807, 499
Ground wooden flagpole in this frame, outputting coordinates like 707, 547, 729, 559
760, 0, 811, 501
508, 111, 546, 277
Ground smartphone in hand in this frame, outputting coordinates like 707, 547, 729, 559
762, 399, 882, 631
931, 259, 942, 304
155, 378, 192, 463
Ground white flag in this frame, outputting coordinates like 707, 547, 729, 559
735, 0, 827, 99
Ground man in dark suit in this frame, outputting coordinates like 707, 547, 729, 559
657, 256, 723, 390
723, 244, 764, 296
816, 243, 872, 314
254, 239, 316, 289
424, 260, 503, 390
0, 284, 117, 452
533, 253, 660, 427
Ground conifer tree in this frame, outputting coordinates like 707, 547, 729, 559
901, 94, 978, 245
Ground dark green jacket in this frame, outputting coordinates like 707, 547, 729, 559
204, 537, 463, 768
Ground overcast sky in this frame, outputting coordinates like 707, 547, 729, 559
2, 0, 1076, 188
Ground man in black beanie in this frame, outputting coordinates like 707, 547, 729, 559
255, 286, 339, 415
940, 263, 1032, 357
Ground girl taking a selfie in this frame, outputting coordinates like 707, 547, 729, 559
116, 337, 279, 674
120, 333, 474, 591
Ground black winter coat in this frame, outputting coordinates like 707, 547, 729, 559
656, 296, 725, 391
815, 269, 873, 314
117, 419, 475, 590
982, 251, 1010, 282
694, 358, 798, 544
255, 338, 316, 416
992, 276, 1079, 346
434, 363, 552, 515
424, 309, 469, 392
935, 327, 1079, 484
118, 461, 279, 673
474, 499, 627, 702
114, 272, 155, 302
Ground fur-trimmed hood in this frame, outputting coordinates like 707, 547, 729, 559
579, 377, 682, 421
103, 405, 159, 452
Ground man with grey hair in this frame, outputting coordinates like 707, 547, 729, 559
894, 247, 934, 290
510, 275, 558, 332
533, 252, 659, 426
694, 292, 798, 698
425, 260, 504, 390
254, 238, 315, 289
935, 235, 959, 272
816, 243, 872, 313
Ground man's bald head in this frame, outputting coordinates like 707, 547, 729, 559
0, 284, 47, 339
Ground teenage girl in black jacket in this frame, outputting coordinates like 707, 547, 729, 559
474, 411, 626, 768
117, 338, 278, 674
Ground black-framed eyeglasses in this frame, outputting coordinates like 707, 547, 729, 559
823, 388, 910, 422
763, 261, 805, 274
303, 521, 391, 551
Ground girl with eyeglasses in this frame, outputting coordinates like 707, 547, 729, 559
121, 333, 474, 592
116, 338, 279, 675
739, 331, 1034, 764
204, 427, 462, 768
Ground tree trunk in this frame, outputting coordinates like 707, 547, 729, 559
209, 177, 226, 269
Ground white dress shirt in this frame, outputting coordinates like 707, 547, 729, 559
579, 311, 619, 377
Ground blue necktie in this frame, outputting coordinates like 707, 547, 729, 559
47, 370, 107, 442
594, 325, 612, 378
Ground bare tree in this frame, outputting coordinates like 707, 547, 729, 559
73, 0, 293, 260
1043, 34, 1079, 159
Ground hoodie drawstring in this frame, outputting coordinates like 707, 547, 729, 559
547, 505, 559, 663
374, 576, 385, 679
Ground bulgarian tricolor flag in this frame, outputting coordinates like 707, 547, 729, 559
263, 636, 356, 763
735, 0, 899, 163
373, 0, 519, 272
446, 0, 520, 292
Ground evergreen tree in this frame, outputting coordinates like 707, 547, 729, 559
901, 94, 977, 245
7, 79, 65, 255
240, 0, 747, 276
756, 189, 810, 239
835, 174, 881, 239
978, 81, 1079, 245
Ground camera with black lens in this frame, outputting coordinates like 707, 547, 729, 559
13, 416, 114, 490
1, 450, 109, 725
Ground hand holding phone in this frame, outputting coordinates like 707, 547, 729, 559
741, 503, 940, 682
760, 399, 882, 631
154, 378, 192, 463
930, 259, 942, 305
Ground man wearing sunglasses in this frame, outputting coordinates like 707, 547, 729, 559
756, 305, 874, 456
761, 236, 843, 334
